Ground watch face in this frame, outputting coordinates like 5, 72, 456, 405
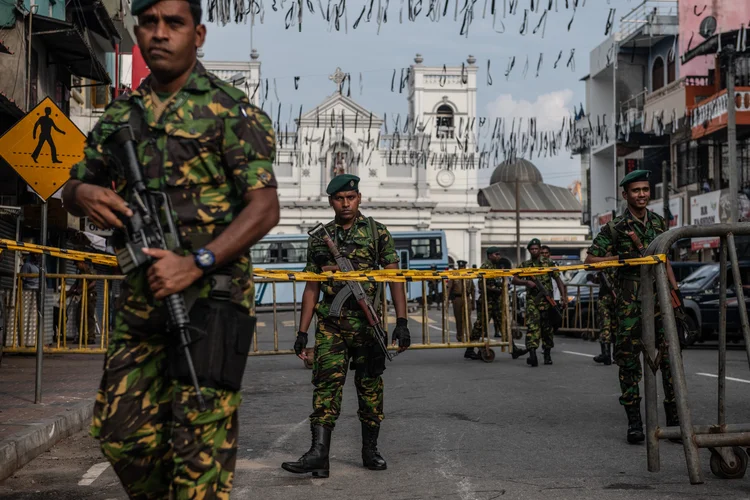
197, 251, 214, 267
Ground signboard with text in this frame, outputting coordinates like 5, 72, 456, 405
648, 197, 684, 229
690, 191, 721, 250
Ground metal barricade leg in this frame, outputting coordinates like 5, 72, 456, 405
641, 263, 660, 473
422, 281, 428, 345
726, 233, 750, 369
654, 263, 704, 485
718, 239, 728, 429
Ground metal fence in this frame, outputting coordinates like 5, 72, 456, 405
641, 223, 750, 484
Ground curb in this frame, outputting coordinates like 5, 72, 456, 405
0, 400, 94, 482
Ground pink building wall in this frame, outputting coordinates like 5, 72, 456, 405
680, 0, 750, 76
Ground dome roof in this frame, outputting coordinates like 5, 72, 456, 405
489, 158, 543, 185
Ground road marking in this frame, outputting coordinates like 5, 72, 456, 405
281, 320, 296, 327
409, 315, 436, 324
78, 462, 110, 486
562, 350, 595, 358
256, 321, 266, 328
429, 324, 457, 335
696, 373, 750, 384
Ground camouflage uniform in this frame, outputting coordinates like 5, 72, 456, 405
522, 257, 559, 350
597, 270, 617, 344
448, 276, 475, 342
305, 213, 399, 429
588, 209, 675, 407
469, 261, 504, 341
69, 63, 277, 499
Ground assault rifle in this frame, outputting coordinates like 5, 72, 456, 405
530, 276, 564, 329
308, 223, 395, 361
107, 125, 206, 411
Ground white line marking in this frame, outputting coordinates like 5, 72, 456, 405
696, 373, 750, 384
428, 324, 457, 335
78, 462, 111, 486
562, 350, 595, 358
269, 418, 309, 453
281, 320, 296, 327
256, 321, 266, 328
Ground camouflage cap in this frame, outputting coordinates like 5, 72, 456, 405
326, 174, 360, 195
132, 0, 201, 16
620, 169, 650, 188
527, 238, 541, 249
486, 246, 501, 255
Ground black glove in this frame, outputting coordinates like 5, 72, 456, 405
392, 318, 411, 350
294, 331, 308, 356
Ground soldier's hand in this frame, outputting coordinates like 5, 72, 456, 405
294, 331, 308, 360
142, 249, 202, 299
74, 183, 132, 229
392, 318, 411, 353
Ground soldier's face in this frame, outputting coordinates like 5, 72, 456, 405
136, 1, 206, 83
329, 190, 361, 222
529, 245, 541, 258
488, 252, 501, 263
541, 249, 550, 258
623, 181, 650, 209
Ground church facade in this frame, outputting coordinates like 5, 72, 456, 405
202, 54, 589, 266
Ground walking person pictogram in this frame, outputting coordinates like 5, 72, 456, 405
31, 107, 66, 164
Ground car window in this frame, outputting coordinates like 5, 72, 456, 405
680, 264, 718, 288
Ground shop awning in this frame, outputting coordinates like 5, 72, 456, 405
0, 91, 24, 122
75, 0, 122, 44
32, 15, 111, 84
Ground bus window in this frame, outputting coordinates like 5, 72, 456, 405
410, 238, 443, 260
280, 240, 308, 263
251, 242, 278, 264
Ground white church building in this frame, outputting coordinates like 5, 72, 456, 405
201, 53, 589, 266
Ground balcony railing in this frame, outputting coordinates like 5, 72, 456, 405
618, 0, 678, 41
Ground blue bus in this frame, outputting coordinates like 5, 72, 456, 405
252, 230, 449, 305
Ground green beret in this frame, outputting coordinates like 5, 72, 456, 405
326, 174, 360, 195
527, 238, 541, 249
132, 0, 200, 16
486, 246, 501, 255
620, 169, 650, 188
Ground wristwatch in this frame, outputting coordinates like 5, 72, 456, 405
193, 248, 216, 274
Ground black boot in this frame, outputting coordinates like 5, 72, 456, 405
593, 343, 613, 365
663, 401, 682, 443
543, 348, 553, 365
511, 344, 529, 359
625, 405, 645, 444
281, 424, 331, 478
526, 349, 538, 367
464, 348, 479, 360
361, 423, 387, 470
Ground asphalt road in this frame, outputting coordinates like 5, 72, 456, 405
2, 308, 750, 500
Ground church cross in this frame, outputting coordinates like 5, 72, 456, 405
329, 67, 347, 94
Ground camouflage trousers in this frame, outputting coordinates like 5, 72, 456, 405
310, 314, 384, 429
525, 298, 554, 350
597, 293, 616, 344
91, 312, 240, 500
615, 288, 675, 407
470, 295, 502, 341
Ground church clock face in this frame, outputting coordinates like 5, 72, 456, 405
436, 169, 455, 188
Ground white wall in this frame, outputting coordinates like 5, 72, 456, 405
590, 147, 616, 218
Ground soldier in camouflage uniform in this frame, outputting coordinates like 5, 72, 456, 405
283, 174, 411, 478
62, 0, 280, 496
467, 248, 502, 359
513, 239, 567, 367
586, 170, 683, 444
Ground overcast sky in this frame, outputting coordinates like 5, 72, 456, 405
201, 0, 639, 189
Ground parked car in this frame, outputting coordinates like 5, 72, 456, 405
671, 261, 713, 283
679, 261, 750, 344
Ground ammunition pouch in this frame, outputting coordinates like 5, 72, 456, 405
168, 298, 255, 392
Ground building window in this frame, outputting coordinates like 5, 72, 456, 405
435, 104, 454, 139
667, 50, 676, 84
721, 140, 750, 190
89, 81, 110, 109
677, 140, 709, 187
652, 56, 665, 91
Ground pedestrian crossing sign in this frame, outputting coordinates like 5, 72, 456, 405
0, 97, 86, 201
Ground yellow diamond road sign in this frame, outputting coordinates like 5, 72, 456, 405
0, 97, 86, 201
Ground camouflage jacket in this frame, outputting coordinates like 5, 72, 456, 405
477, 260, 504, 295
69, 62, 277, 316
588, 209, 667, 282
305, 212, 399, 316
520, 257, 559, 298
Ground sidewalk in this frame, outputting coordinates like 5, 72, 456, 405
0, 353, 101, 481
